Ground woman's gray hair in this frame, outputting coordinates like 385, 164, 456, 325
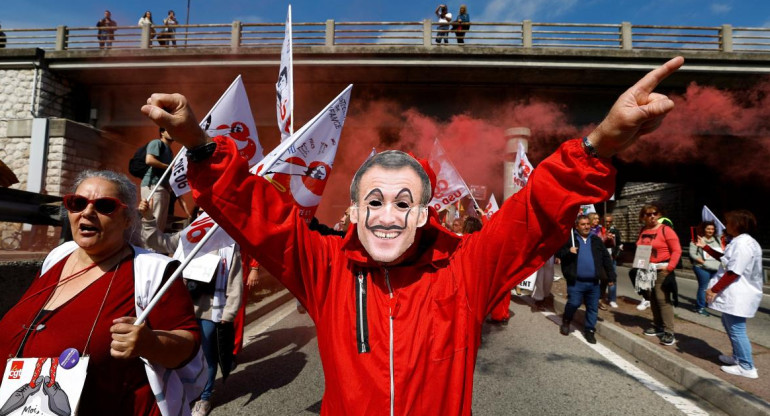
350, 150, 432, 205
71, 170, 140, 242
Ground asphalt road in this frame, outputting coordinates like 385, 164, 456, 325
207, 295, 728, 415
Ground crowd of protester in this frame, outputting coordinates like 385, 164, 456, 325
0, 55, 764, 416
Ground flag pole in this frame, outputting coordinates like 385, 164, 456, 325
135, 223, 220, 325
147, 149, 184, 200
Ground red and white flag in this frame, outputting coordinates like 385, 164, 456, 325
170, 75, 264, 197
428, 138, 469, 212
255, 84, 353, 223
177, 211, 235, 259
484, 194, 499, 220
512, 141, 533, 190
276, 5, 294, 141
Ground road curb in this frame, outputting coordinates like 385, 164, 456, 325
552, 296, 770, 416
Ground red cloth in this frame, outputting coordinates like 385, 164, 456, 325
702, 245, 724, 261
711, 270, 740, 293
489, 292, 512, 321
188, 136, 614, 416
635, 224, 682, 272
233, 253, 259, 355
0, 254, 199, 416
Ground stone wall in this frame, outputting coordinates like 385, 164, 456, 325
611, 182, 695, 241
1, 66, 91, 248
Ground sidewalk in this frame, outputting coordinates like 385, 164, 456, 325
547, 278, 770, 416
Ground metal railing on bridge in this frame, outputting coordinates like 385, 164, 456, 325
1, 20, 770, 53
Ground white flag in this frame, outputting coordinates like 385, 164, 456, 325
178, 211, 236, 258
702, 205, 726, 236
276, 5, 294, 141
255, 85, 353, 223
484, 194, 499, 220
512, 141, 534, 189
428, 138, 469, 212
580, 204, 597, 215
170, 75, 264, 196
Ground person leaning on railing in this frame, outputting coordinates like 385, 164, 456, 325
453, 5, 470, 44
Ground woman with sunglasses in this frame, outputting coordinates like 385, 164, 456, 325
633, 203, 681, 346
0, 170, 202, 416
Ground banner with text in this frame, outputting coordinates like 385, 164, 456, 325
255, 85, 353, 222
276, 5, 294, 141
428, 138, 469, 212
170, 75, 264, 197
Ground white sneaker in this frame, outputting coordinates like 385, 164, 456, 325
721, 364, 758, 379
553, 275, 563, 281
636, 300, 650, 311
192, 400, 212, 416
609, 301, 618, 308
718, 354, 737, 365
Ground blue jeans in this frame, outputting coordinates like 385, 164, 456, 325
692, 266, 717, 309
564, 280, 600, 331
721, 313, 754, 370
199, 319, 218, 401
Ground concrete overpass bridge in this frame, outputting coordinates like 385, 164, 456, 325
2, 20, 770, 248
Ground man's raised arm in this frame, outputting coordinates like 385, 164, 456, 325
587, 56, 684, 157
140, 93, 331, 311
456, 56, 684, 318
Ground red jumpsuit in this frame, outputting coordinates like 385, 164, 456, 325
188, 136, 614, 415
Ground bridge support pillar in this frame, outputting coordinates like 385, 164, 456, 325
140, 24, 151, 49
621, 22, 632, 50
721, 24, 733, 52
423, 19, 432, 46
231, 21, 242, 51
522, 20, 532, 48
325, 19, 335, 47
55, 26, 68, 51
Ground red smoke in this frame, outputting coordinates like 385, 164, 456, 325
314, 98, 582, 223
313, 82, 770, 225
624, 82, 770, 183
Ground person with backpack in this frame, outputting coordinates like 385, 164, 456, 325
139, 127, 174, 233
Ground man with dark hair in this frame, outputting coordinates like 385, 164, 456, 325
96, 10, 117, 49
557, 215, 616, 343
141, 57, 684, 415
0, 24, 7, 49
140, 127, 174, 232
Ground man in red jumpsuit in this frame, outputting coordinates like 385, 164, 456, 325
141, 57, 684, 416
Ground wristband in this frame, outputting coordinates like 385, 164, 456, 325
186, 141, 217, 163
582, 136, 599, 158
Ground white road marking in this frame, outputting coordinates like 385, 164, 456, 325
535, 301, 710, 416
242, 301, 296, 347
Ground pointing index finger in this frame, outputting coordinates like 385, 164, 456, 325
633, 56, 684, 96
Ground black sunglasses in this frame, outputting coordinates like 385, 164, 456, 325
63, 194, 127, 215
643, 211, 659, 217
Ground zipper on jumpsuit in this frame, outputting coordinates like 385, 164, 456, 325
384, 267, 395, 416
356, 271, 370, 353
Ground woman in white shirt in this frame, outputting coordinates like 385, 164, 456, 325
698, 210, 763, 379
